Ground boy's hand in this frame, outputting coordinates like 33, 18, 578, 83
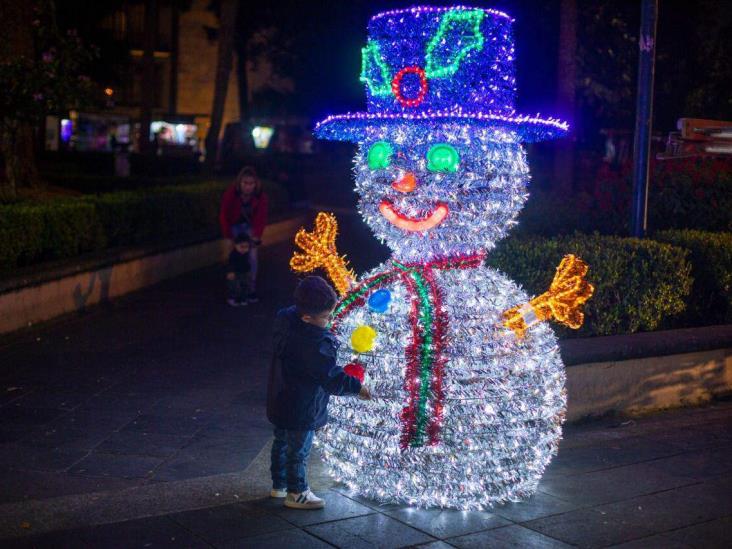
358, 385, 372, 400
226, 272, 236, 280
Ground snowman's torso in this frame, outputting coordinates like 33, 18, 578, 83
318, 259, 566, 509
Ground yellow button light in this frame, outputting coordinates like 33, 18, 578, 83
351, 325, 377, 353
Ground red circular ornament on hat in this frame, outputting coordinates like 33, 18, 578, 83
391, 66, 428, 108
344, 362, 366, 383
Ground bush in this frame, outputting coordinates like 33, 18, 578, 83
0, 179, 288, 272
653, 230, 732, 324
649, 161, 732, 232
518, 157, 732, 237
0, 201, 106, 268
487, 233, 693, 337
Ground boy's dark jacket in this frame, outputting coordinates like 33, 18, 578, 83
267, 306, 361, 430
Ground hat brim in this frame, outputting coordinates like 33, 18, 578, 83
314, 111, 569, 143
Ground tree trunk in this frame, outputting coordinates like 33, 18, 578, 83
2, 124, 40, 198
205, 0, 238, 171
0, 0, 40, 197
554, 0, 577, 195
234, 12, 249, 128
139, 0, 158, 155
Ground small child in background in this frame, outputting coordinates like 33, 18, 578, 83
226, 233, 252, 306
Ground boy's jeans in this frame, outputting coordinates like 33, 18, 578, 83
270, 428, 314, 493
226, 272, 251, 301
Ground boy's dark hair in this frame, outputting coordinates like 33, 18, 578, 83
294, 276, 337, 316
234, 232, 250, 244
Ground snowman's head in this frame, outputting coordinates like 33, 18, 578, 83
354, 122, 530, 262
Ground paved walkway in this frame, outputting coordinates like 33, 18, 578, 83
1, 215, 731, 547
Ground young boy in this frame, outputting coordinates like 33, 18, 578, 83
226, 233, 252, 306
267, 276, 371, 509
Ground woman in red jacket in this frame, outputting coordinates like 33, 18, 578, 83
219, 166, 269, 302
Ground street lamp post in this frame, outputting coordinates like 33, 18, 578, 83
630, 0, 659, 238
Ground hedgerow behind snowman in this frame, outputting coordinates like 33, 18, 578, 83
291, 5, 594, 510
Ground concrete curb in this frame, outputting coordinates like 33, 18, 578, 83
0, 216, 305, 335
566, 346, 732, 421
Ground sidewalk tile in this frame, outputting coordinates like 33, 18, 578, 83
150, 447, 260, 481
167, 503, 293, 545
525, 476, 732, 547
52, 409, 140, 432
449, 524, 573, 548
68, 451, 163, 479
119, 413, 208, 436
72, 514, 209, 548
381, 506, 510, 539
544, 436, 680, 478
523, 506, 651, 548
0, 385, 34, 407
0, 468, 141, 504
0, 406, 66, 429
538, 462, 697, 506
10, 390, 89, 411
305, 513, 435, 548
2, 528, 81, 548
609, 515, 732, 548
0, 443, 87, 472
79, 392, 159, 414
643, 444, 732, 480
20, 425, 113, 451
492, 491, 581, 522
640, 423, 732, 452
95, 430, 192, 458
219, 528, 333, 548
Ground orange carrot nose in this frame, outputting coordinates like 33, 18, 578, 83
392, 172, 417, 193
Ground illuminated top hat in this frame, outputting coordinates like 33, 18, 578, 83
314, 5, 568, 143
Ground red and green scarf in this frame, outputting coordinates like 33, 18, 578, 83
332, 253, 484, 449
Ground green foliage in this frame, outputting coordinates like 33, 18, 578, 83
0, 200, 105, 267
0, 1, 98, 126
519, 157, 732, 237
654, 230, 732, 324
649, 160, 732, 232
487, 233, 693, 338
0, 179, 288, 272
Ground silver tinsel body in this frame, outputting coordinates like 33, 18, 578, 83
318, 263, 566, 510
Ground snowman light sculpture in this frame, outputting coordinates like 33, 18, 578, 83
291, 6, 593, 510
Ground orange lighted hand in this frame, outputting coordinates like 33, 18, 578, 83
290, 212, 355, 296
503, 254, 594, 338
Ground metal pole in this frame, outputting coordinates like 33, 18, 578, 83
630, 0, 658, 237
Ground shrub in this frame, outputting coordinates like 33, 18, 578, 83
487, 233, 693, 337
0, 179, 288, 272
653, 230, 732, 324
0, 201, 105, 268
519, 157, 732, 237
649, 162, 732, 232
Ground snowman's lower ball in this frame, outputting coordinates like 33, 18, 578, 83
318, 263, 566, 510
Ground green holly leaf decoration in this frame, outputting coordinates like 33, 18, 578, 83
425, 9, 485, 79
360, 40, 392, 96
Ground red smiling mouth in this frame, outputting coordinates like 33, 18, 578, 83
379, 200, 449, 232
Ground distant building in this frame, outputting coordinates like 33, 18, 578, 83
48, 0, 239, 157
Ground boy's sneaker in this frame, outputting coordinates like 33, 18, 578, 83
226, 298, 239, 307
284, 489, 325, 509
236, 299, 249, 306
270, 488, 287, 498
247, 292, 259, 303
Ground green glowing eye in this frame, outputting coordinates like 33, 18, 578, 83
367, 141, 393, 169
427, 143, 460, 172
